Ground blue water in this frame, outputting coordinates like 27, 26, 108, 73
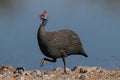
0, 0, 120, 70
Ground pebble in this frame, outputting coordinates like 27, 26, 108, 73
15, 67, 25, 74
0, 74, 2, 78
32, 70, 41, 76
43, 74, 50, 79
79, 68, 87, 73
20, 76, 24, 80
54, 67, 63, 71
0, 65, 120, 80
79, 75, 85, 79
50, 74, 55, 78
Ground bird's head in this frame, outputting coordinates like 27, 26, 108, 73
39, 11, 48, 21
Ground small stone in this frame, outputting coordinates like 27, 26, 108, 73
20, 76, 24, 80
66, 78, 71, 80
24, 71, 30, 75
54, 67, 62, 71
79, 68, 87, 73
92, 67, 98, 70
50, 74, 55, 78
79, 75, 85, 80
4, 75, 11, 80
32, 70, 41, 77
72, 76, 75, 79
15, 67, 25, 75
2, 71, 9, 77
66, 68, 72, 73
66, 68, 71, 71
87, 67, 96, 73
0, 74, 3, 78
72, 66, 82, 71
43, 74, 50, 79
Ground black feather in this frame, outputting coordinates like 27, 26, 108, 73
37, 14, 88, 73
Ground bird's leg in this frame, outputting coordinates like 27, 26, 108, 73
62, 57, 67, 74
40, 58, 56, 67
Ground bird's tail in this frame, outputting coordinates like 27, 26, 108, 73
82, 53, 88, 57
79, 50, 88, 57
77, 52, 88, 57
80, 49, 88, 57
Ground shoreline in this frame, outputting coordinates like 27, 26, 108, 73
0, 65, 120, 80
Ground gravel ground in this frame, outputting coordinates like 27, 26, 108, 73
0, 65, 120, 80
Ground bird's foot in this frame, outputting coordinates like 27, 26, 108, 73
40, 58, 47, 67
61, 70, 67, 74
64, 70, 67, 74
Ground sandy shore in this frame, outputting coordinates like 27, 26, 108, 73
0, 65, 120, 80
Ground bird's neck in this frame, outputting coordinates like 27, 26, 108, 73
39, 19, 48, 36
37, 19, 48, 46
40, 25, 46, 35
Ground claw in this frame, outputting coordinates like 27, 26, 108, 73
40, 59, 47, 67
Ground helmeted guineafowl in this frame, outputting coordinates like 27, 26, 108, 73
37, 11, 88, 73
